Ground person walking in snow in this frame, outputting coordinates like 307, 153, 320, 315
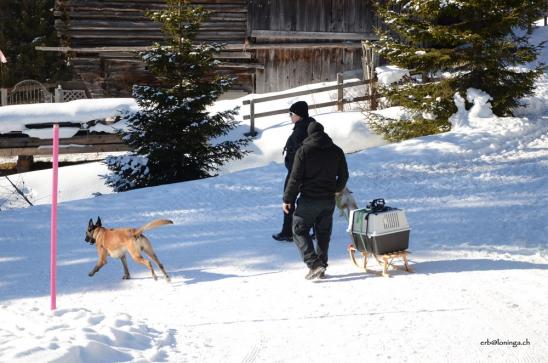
283, 121, 349, 280
272, 101, 314, 242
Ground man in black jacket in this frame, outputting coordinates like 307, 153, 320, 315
272, 101, 313, 242
283, 121, 349, 280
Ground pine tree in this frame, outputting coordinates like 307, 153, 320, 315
0, 0, 69, 87
369, 0, 545, 141
105, 0, 250, 192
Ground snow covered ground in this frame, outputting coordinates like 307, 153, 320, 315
0, 74, 382, 209
0, 109, 384, 209
0, 21, 547, 363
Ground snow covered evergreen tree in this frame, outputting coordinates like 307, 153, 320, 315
369, 0, 545, 141
105, 0, 250, 192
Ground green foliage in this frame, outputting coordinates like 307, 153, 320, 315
0, 0, 69, 87
371, 0, 545, 141
105, 0, 250, 192
366, 112, 451, 143
379, 78, 457, 121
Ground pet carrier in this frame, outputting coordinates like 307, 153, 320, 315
347, 199, 410, 255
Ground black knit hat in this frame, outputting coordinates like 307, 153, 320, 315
289, 101, 309, 118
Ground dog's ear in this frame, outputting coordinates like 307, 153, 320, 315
88, 219, 94, 229
96, 216, 102, 227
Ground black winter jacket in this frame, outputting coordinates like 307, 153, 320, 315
283, 116, 314, 171
284, 122, 349, 203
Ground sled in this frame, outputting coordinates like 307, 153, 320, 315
347, 244, 413, 277
346, 202, 412, 277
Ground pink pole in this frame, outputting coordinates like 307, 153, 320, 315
50, 124, 59, 310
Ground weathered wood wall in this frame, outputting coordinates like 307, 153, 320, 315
248, 0, 377, 93
51, 0, 379, 96
248, 0, 377, 33
254, 47, 362, 93
56, 0, 247, 46
55, 0, 252, 97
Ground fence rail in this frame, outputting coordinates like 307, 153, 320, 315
242, 74, 375, 136
0, 133, 129, 157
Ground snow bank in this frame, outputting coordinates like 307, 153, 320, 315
0, 162, 113, 209
450, 88, 496, 129
1, 76, 386, 208
376, 65, 410, 86
220, 110, 386, 174
0, 306, 174, 362
0, 98, 137, 137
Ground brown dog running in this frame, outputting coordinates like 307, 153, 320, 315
85, 217, 172, 281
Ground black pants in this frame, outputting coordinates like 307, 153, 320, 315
280, 172, 294, 236
292, 197, 335, 269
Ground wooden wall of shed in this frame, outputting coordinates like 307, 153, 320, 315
53, 0, 379, 96
248, 0, 378, 34
254, 47, 363, 93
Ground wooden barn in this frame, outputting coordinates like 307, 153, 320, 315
46, 0, 380, 97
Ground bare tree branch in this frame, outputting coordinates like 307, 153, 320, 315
4, 176, 34, 207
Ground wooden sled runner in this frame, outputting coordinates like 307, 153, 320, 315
347, 244, 413, 277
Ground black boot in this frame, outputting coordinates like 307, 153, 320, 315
272, 232, 293, 242
273, 210, 294, 242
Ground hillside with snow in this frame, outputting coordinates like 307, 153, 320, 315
0, 75, 383, 209
0, 20, 547, 363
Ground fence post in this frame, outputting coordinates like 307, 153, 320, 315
54, 85, 62, 103
244, 99, 257, 137
0, 88, 7, 106
337, 73, 344, 111
545, 0, 547, 26
362, 43, 379, 111
370, 49, 379, 111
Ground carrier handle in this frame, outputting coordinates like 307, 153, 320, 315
367, 198, 385, 212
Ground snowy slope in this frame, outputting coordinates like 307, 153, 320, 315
0, 78, 384, 209
0, 91, 546, 362
0, 21, 547, 363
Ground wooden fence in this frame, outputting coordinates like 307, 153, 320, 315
0, 133, 129, 158
242, 73, 376, 136
0, 81, 87, 106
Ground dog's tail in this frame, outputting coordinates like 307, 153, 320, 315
134, 219, 173, 236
